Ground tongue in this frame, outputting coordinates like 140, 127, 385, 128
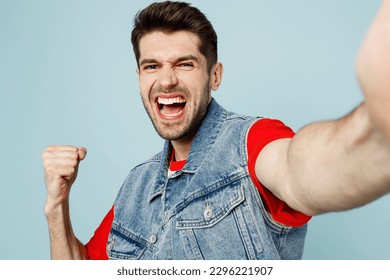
162, 103, 185, 116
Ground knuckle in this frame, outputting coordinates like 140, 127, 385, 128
41, 150, 49, 159
71, 158, 78, 167
45, 165, 55, 175
67, 166, 76, 175
42, 157, 52, 168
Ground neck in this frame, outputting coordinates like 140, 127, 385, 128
171, 139, 192, 161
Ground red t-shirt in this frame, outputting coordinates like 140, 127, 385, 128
85, 118, 311, 259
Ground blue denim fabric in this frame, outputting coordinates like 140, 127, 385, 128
107, 98, 307, 260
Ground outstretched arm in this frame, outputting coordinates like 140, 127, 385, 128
357, 0, 390, 140
42, 145, 88, 259
256, 1, 390, 216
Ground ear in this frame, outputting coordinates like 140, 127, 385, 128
209, 62, 224, 91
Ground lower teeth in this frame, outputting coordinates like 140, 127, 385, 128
161, 108, 183, 117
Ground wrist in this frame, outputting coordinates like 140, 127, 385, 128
44, 198, 70, 221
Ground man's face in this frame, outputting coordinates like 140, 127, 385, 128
137, 31, 213, 142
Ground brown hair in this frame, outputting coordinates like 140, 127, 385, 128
131, 1, 218, 71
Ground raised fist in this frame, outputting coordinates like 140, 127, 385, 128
42, 146, 87, 209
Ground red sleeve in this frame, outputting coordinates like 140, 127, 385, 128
247, 118, 311, 227
85, 206, 114, 260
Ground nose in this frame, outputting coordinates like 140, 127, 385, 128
158, 66, 178, 89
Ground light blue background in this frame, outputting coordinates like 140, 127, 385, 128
1, 0, 389, 259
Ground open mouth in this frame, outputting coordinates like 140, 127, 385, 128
157, 96, 186, 118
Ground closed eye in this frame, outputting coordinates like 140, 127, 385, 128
177, 62, 194, 69
143, 64, 159, 70
141, 64, 162, 73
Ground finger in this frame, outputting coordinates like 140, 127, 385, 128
77, 147, 87, 160
43, 156, 79, 169
44, 145, 78, 152
42, 149, 79, 161
45, 164, 77, 180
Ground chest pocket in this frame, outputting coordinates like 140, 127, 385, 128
175, 177, 261, 259
106, 223, 150, 260
176, 178, 245, 229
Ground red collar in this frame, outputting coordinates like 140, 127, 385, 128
170, 149, 186, 171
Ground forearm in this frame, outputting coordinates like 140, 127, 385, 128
45, 200, 88, 260
284, 104, 390, 216
357, 0, 390, 140
42, 145, 88, 259
284, 0, 390, 215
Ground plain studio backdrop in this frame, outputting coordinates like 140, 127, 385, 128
1, 0, 389, 259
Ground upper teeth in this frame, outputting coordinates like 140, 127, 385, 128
158, 97, 186, 105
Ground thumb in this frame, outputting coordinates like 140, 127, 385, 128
77, 147, 87, 161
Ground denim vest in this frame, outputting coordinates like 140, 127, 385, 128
107, 99, 307, 260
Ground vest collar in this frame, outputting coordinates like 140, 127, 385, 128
181, 98, 227, 172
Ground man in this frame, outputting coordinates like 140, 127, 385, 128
42, 1, 390, 259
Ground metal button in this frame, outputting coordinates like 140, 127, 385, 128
107, 238, 115, 252
149, 234, 157, 244
204, 207, 213, 219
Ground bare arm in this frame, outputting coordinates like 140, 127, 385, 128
357, 0, 390, 140
42, 145, 88, 259
256, 1, 390, 216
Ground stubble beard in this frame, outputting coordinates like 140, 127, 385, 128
141, 84, 210, 142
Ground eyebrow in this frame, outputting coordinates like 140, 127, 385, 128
139, 58, 158, 66
139, 55, 199, 67
176, 55, 199, 63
